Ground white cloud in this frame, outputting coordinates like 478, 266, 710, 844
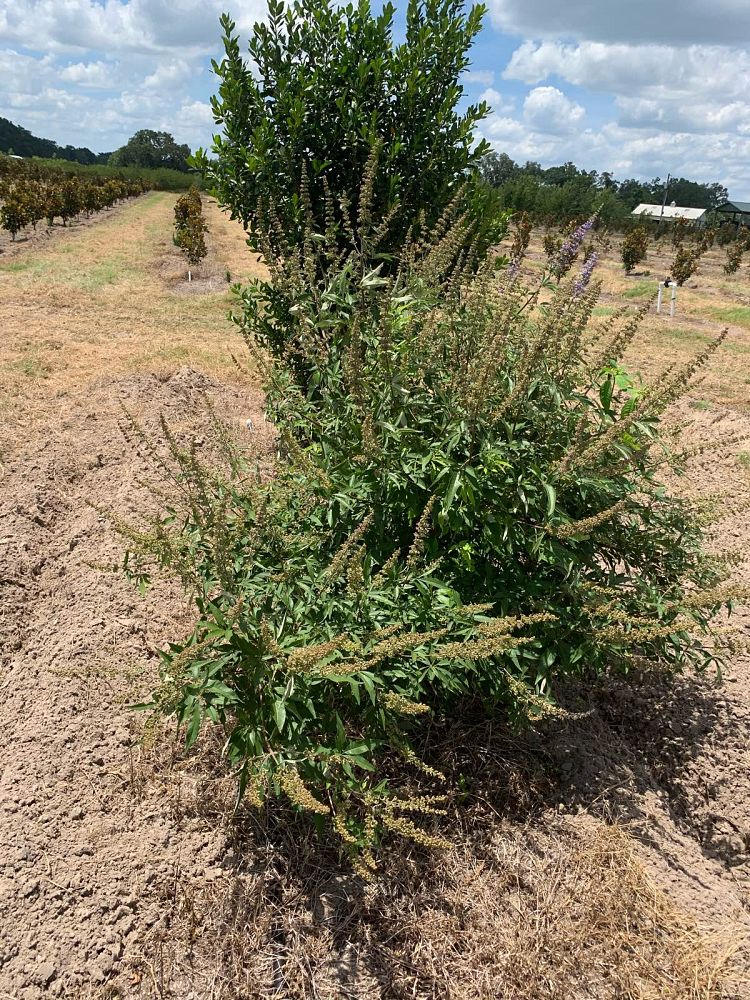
504, 40, 750, 105
0, 0, 267, 152
488, 0, 750, 194
0, 48, 57, 92
523, 86, 584, 134
480, 111, 750, 195
484, 115, 526, 142
488, 0, 750, 193
464, 69, 495, 86
615, 96, 750, 135
480, 87, 516, 115
0, 0, 265, 57
59, 60, 113, 88
500, 37, 750, 192
488, 0, 750, 47
143, 59, 193, 90
0, 45, 208, 152
174, 100, 214, 137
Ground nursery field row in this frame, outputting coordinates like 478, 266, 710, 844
0, 153, 149, 240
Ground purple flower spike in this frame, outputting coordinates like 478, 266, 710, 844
552, 216, 596, 280
573, 251, 598, 298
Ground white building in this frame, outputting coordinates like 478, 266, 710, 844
631, 203, 709, 226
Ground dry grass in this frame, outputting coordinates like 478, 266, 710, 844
115, 715, 745, 1000
127, 758, 745, 999
410, 821, 742, 1000
591, 239, 750, 410
523, 231, 750, 409
0, 191, 265, 459
202, 197, 266, 283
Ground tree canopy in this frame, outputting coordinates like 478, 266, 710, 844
478, 151, 729, 224
109, 130, 191, 172
0, 117, 108, 165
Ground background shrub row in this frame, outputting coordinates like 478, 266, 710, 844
0, 154, 147, 239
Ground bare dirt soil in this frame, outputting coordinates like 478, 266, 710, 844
1, 205, 749, 998
0, 367, 269, 999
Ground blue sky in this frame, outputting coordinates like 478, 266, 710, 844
1, 0, 749, 197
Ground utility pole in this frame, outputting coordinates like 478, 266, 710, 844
659, 173, 672, 221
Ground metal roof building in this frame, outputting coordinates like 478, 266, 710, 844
716, 201, 750, 224
631, 203, 708, 224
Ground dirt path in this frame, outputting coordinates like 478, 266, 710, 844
0, 195, 269, 998
0, 192, 264, 461
0, 205, 749, 998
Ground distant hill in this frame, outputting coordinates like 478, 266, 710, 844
0, 117, 111, 166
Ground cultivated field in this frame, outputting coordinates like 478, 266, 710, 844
1, 195, 749, 998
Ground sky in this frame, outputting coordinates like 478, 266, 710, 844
1, 0, 749, 198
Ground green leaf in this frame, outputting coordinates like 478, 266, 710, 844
185, 706, 202, 749
543, 483, 556, 518
349, 754, 376, 772
273, 699, 287, 733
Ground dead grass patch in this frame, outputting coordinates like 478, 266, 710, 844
0, 192, 260, 460
202, 197, 267, 284
128, 756, 744, 1000
116, 705, 746, 1000
370, 820, 743, 1000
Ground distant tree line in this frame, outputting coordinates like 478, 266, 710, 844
1, 120, 193, 175
0, 117, 111, 165
33, 158, 198, 191
480, 152, 729, 226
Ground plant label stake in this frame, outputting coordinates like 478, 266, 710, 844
656, 281, 677, 317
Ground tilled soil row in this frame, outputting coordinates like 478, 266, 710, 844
0, 369, 267, 999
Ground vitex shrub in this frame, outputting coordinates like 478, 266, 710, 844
123, 180, 737, 874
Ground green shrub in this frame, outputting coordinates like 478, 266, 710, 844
542, 231, 561, 263
671, 242, 706, 286
723, 226, 750, 274
127, 209, 732, 872
59, 177, 82, 223
173, 185, 208, 270
723, 241, 744, 275
621, 227, 649, 273
0, 196, 28, 239
508, 210, 532, 262
230, 145, 501, 393
195, 0, 503, 266
670, 217, 691, 247
120, 0, 736, 875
